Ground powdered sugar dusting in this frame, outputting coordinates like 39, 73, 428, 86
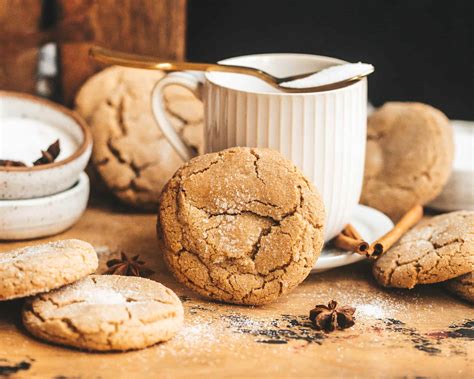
0, 244, 52, 263
176, 322, 218, 346
82, 288, 127, 305
355, 303, 386, 319
153, 312, 223, 360
0, 240, 87, 264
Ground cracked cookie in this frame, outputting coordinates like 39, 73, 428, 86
75, 66, 203, 210
361, 102, 454, 221
0, 240, 98, 301
373, 211, 474, 289
445, 272, 473, 303
157, 147, 325, 305
22, 275, 184, 351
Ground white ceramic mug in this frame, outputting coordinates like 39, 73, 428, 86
152, 54, 367, 241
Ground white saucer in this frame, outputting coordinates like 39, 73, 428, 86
312, 204, 393, 273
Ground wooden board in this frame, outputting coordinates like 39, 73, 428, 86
58, 0, 187, 105
0, 204, 472, 378
0, 0, 43, 94
0, 0, 186, 104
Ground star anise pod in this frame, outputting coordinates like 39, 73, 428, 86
309, 300, 356, 332
33, 139, 61, 166
0, 159, 27, 167
104, 252, 155, 277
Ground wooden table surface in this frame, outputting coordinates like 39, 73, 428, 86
1, 204, 472, 378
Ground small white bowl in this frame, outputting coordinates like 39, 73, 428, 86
0, 91, 92, 199
0, 172, 89, 240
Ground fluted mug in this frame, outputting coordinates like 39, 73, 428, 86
152, 53, 367, 241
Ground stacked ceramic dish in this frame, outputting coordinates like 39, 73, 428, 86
0, 91, 92, 240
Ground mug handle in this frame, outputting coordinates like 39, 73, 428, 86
151, 71, 204, 161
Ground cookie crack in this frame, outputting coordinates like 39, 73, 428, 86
107, 138, 127, 164
241, 277, 284, 302
250, 225, 275, 260
129, 160, 159, 179
25, 304, 46, 322
182, 184, 303, 224
248, 199, 284, 213
386, 235, 470, 286
26, 303, 82, 339
432, 237, 464, 249
249, 149, 266, 185
105, 139, 160, 193
11, 262, 25, 273
184, 154, 223, 179
44, 297, 87, 309
60, 318, 82, 336
150, 298, 175, 306
116, 98, 127, 136
428, 250, 447, 279
266, 260, 293, 275
175, 248, 234, 297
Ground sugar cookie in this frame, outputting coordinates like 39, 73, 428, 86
158, 147, 325, 305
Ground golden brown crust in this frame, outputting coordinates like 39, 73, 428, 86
373, 211, 474, 289
361, 102, 454, 221
22, 275, 184, 351
0, 239, 98, 301
445, 272, 473, 303
157, 147, 325, 305
75, 66, 203, 210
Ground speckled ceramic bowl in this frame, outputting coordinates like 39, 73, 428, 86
0, 91, 92, 199
0, 172, 89, 240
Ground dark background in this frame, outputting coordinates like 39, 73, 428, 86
187, 0, 473, 120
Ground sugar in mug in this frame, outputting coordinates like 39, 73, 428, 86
151, 54, 367, 241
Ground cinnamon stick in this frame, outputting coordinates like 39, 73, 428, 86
370, 205, 424, 258
334, 225, 370, 256
344, 224, 363, 240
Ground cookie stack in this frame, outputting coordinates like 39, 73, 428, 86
0, 239, 183, 351
372, 211, 474, 303
360, 102, 472, 302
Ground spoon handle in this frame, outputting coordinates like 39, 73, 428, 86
89, 46, 276, 85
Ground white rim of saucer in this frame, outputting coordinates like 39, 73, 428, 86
311, 204, 394, 273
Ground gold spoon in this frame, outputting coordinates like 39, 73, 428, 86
90, 46, 373, 93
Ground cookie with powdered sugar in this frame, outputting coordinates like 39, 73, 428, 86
0, 239, 98, 301
22, 275, 183, 351
157, 147, 325, 305
373, 211, 473, 289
